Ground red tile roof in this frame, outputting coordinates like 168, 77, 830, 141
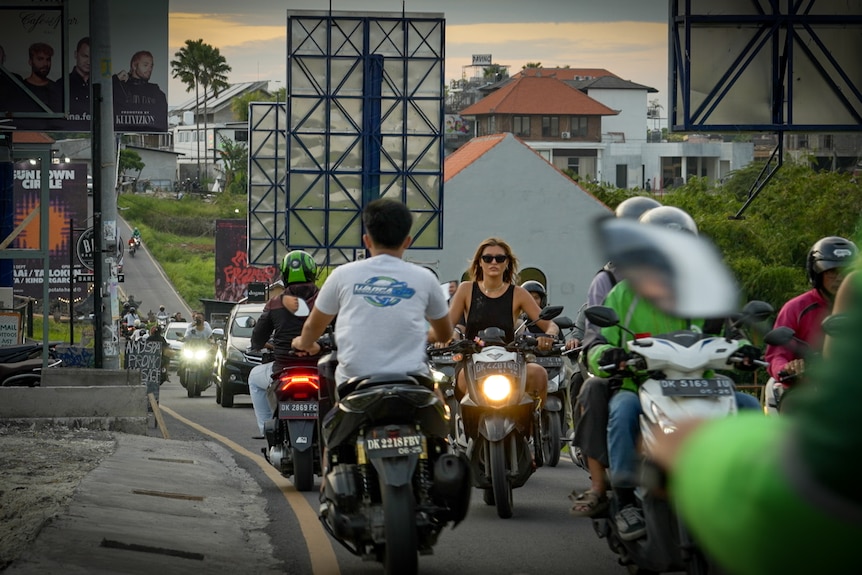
444, 134, 507, 182
513, 68, 619, 81
11, 132, 55, 144
460, 75, 619, 117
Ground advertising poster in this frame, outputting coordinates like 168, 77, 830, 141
11, 161, 88, 303
0, 0, 169, 133
215, 219, 280, 302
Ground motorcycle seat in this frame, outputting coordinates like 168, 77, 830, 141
339, 371, 434, 398
0, 358, 44, 380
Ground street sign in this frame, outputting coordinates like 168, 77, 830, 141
76, 227, 95, 270
76, 273, 95, 283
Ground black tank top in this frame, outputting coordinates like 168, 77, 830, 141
465, 282, 515, 342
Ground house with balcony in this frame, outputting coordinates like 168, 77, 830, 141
460, 68, 753, 190
169, 81, 270, 182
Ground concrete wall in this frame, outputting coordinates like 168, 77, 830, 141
588, 88, 648, 144
0, 369, 149, 434
405, 134, 610, 318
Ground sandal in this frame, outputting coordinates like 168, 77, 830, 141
569, 488, 609, 517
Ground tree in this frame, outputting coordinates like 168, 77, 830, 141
117, 149, 144, 192
231, 89, 277, 122
215, 134, 248, 195
171, 39, 231, 182
523, 62, 542, 69
482, 64, 508, 82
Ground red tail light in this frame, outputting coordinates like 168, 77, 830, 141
277, 373, 320, 399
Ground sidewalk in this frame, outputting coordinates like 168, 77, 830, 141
6, 433, 283, 574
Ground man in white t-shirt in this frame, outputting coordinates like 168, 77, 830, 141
292, 199, 452, 384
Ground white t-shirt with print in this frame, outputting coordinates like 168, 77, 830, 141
314, 254, 448, 384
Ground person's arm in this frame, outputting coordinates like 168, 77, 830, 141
292, 308, 336, 354
765, 302, 799, 379
447, 282, 471, 339
250, 306, 273, 350
428, 314, 453, 344
516, 287, 560, 337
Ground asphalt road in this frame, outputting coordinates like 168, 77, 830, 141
125, 215, 629, 574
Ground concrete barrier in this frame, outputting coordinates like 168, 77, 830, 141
0, 377, 149, 434
41, 368, 142, 387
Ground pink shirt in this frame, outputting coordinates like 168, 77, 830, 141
765, 288, 830, 380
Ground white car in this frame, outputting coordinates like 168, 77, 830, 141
164, 321, 190, 356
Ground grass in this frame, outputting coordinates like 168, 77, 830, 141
118, 193, 246, 309
28, 316, 93, 344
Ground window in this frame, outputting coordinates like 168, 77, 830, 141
234, 130, 248, 142
513, 116, 530, 137
541, 116, 559, 138
821, 134, 833, 150
571, 116, 588, 137
567, 157, 580, 174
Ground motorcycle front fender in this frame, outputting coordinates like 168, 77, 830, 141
544, 395, 562, 412
479, 414, 517, 443
286, 419, 316, 452
368, 454, 420, 488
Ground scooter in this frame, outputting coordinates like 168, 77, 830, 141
0, 343, 61, 387
441, 305, 563, 519
317, 346, 471, 574
179, 338, 214, 398
584, 300, 772, 574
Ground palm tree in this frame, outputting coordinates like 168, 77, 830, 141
171, 39, 231, 183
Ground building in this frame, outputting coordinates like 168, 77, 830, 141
404, 132, 611, 316
459, 67, 754, 190
169, 81, 270, 182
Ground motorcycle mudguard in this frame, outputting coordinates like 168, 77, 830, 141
479, 415, 516, 443
368, 454, 419, 488
544, 395, 562, 412
286, 419, 316, 453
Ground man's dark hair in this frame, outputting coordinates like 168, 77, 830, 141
29, 42, 54, 59
362, 199, 412, 249
76, 37, 90, 53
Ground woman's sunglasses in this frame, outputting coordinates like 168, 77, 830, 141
481, 254, 509, 263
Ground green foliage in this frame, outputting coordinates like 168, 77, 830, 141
31, 316, 90, 344
231, 90, 279, 121
118, 149, 144, 173
564, 160, 862, 312
215, 134, 248, 192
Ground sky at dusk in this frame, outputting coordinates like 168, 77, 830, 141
168, 0, 669, 114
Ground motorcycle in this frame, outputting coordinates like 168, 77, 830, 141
583, 300, 772, 575
0, 343, 61, 387
444, 304, 563, 519
179, 338, 214, 398
428, 347, 459, 442
317, 347, 472, 574
127, 237, 140, 257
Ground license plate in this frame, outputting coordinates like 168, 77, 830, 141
536, 356, 562, 367
658, 378, 734, 397
278, 401, 319, 419
473, 360, 520, 378
364, 434, 425, 457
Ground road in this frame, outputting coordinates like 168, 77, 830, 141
125, 218, 627, 574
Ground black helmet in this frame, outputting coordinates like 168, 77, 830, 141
639, 206, 698, 235
280, 250, 318, 285
615, 196, 662, 220
521, 280, 547, 308
807, 236, 857, 288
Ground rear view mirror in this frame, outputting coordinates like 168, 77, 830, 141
763, 326, 796, 347
554, 316, 574, 330
538, 305, 563, 321
584, 306, 620, 328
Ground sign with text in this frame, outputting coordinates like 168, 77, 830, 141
11, 162, 87, 302
126, 339, 162, 401
0, 312, 21, 347
472, 54, 492, 66
0, 0, 169, 133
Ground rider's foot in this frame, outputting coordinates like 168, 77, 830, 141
614, 504, 647, 541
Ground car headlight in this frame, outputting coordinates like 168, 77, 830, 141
481, 374, 513, 401
228, 348, 244, 362
649, 401, 677, 434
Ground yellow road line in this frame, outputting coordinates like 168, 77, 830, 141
160, 405, 340, 575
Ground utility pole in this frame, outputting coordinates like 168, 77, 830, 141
91, 0, 119, 369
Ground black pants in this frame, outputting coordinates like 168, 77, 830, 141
572, 376, 612, 468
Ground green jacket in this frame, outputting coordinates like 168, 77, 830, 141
671, 272, 862, 574
587, 280, 712, 392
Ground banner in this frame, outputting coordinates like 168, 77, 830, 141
126, 338, 162, 401
215, 219, 280, 302
0, 0, 169, 133
11, 162, 88, 303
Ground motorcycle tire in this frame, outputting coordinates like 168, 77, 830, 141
379, 481, 418, 575
292, 447, 314, 491
542, 411, 562, 468
186, 370, 197, 398
489, 439, 513, 519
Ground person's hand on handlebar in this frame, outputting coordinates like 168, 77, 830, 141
536, 335, 554, 352
291, 335, 320, 357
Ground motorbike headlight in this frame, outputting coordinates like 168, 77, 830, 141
481, 374, 513, 402
193, 348, 208, 361
649, 401, 677, 435
431, 368, 446, 383
182, 347, 194, 360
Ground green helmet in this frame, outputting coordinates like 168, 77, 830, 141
280, 250, 317, 285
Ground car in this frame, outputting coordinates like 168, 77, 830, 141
164, 322, 190, 368
212, 302, 265, 408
